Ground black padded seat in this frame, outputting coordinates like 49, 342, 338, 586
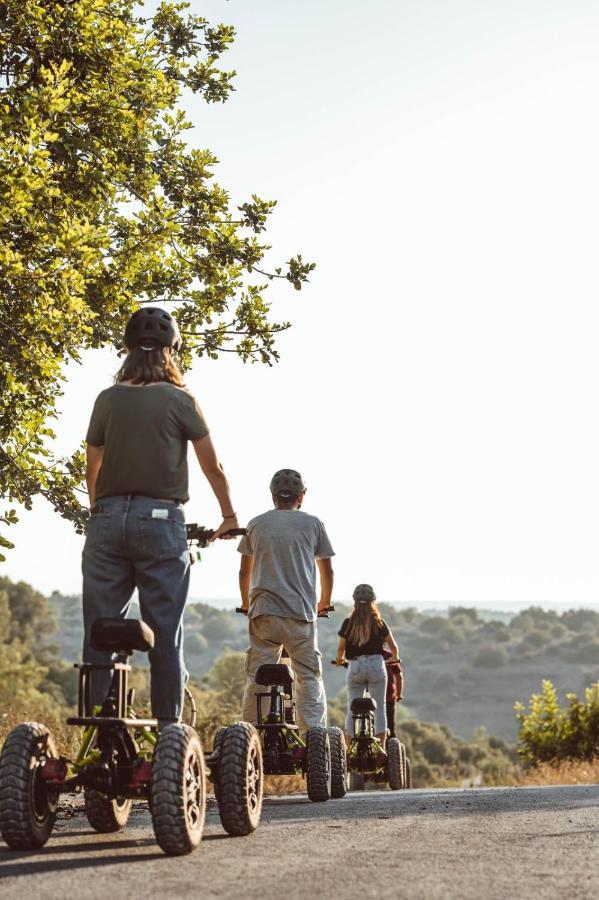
91, 618, 155, 655
255, 663, 294, 686
351, 696, 377, 714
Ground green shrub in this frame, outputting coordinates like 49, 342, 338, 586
481, 621, 511, 642
510, 613, 534, 632
187, 631, 208, 653
557, 635, 599, 664
448, 607, 479, 624
419, 735, 453, 765
201, 611, 237, 641
515, 679, 599, 763
524, 629, 549, 648
437, 623, 465, 645
420, 616, 447, 635
472, 645, 508, 668
561, 609, 599, 634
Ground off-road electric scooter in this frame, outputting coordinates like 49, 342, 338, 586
331, 660, 412, 790
186, 525, 264, 834
0, 527, 263, 855
229, 606, 347, 801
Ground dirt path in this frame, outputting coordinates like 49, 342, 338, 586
1, 785, 598, 899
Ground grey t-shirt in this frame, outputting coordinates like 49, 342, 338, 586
237, 509, 335, 622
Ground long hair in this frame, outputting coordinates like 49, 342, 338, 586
346, 600, 384, 647
115, 347, 185, 387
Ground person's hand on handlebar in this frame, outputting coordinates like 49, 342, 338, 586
210, 513, 240, 541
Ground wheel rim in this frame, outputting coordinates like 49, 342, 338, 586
184, 751, 203, 830
31, 765, 55, 823
246, 742, 261, 814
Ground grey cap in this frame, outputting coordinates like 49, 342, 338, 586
270, 469, 306, 499
353, 584, 376, 604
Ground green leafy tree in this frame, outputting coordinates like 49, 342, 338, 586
0, 575, 57, 645
205, 649, 246, 705
0, 0, 314, 551
0, 588, 55, 709
201, 609, 237, 642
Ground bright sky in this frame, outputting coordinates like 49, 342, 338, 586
5, 0, 599, 609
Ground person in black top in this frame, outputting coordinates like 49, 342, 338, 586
336, 584, 400, 745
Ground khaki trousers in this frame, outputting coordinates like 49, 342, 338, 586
241, 614, 327, 734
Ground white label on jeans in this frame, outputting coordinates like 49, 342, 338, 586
151, 509, 169, 519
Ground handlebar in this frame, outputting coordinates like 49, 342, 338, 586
186, 524, 247, 548
235, 605, 335, 618
317, 605, 335, 619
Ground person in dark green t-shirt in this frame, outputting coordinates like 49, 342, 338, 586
83, 306, 239, 723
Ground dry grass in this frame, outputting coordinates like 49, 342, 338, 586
0, 706, 80, 757
263, 774, 305, 795
515, 759, 599, 786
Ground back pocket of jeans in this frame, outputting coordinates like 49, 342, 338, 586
137, 515, 178, 560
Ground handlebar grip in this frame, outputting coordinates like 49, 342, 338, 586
317, 605, 335, 618
185, 524, 247, 546
330, 659, 349, 668
235, 607, 248, 616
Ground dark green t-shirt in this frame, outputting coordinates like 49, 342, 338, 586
86, 383, 209, 503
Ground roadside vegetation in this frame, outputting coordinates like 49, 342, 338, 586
2, 576, 598, 789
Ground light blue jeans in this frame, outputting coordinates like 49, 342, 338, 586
82, 494, 190, 722
345, 654, 388, 735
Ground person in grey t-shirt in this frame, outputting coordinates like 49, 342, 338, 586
238, 469, 335, 733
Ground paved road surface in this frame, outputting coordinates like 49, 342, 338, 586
1, 785, 597, 899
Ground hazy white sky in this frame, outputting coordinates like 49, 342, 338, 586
5, 0, 599, 608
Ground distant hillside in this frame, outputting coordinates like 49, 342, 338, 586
48, 593, 599, 741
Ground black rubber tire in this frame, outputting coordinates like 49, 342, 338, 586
0, 722, 58, 850
305, 726, 331, 802
217, 722, 263, 836
84, 791, 132, 833
349, 771, 365, 791
211, 726, 227, 802
150, 724, 206, 855
387, 737, 402, 790
405, 757, 413, 789
328, 727, 347, 799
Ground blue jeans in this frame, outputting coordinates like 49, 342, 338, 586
82, 495, 190, 722
345, 654, 388, 735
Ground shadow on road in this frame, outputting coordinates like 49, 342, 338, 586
0, 850, 162, 879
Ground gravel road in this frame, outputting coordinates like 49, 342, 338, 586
1, 785, 597, 900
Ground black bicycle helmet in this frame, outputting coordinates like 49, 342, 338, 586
353, 584, 376, 604
123, 307, 182, 351
270, 469, 306, 499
